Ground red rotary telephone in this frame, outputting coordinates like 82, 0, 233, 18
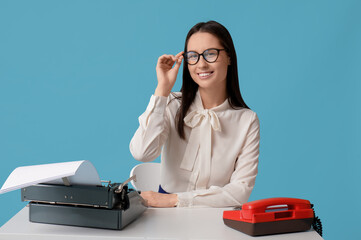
223, 197, 322, 236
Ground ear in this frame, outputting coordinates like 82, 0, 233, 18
227, 56, 231, 65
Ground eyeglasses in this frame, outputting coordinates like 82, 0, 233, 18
183, 48, 226, 65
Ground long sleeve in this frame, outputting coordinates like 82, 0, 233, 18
129, 95, 171, 162
130, 91, 260, 208
176, 113, 260, 207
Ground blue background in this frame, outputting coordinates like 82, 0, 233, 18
0, 0, 360, 239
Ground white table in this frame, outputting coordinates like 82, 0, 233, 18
0, 205, 323, 240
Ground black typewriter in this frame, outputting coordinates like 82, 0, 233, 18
0, 161, 147, 230
22, 176, 147, 230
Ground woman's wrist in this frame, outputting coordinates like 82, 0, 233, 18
154, 86, 171, 97
170, 193, 179, 207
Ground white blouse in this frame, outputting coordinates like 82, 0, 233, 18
130, 91, 260, 207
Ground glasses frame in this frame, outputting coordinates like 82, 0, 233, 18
183, 48, 226, 65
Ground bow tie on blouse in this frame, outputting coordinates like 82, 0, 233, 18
180, 109, 222, 189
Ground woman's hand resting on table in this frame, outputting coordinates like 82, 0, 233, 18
141, 191, 178, 208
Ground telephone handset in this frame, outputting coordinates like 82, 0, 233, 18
223, 197, 322, 236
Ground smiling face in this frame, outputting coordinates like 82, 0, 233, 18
186, 32, 230, 93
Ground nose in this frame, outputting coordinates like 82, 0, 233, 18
197, 55, 209, 68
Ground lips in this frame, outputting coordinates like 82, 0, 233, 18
197, 71, 214, 79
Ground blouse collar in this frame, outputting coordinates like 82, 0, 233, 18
193, 89, 231, 112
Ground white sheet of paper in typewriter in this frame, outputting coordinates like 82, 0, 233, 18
0, 160, 101, 194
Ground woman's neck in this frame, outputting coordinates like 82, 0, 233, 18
199, 87, 227, 109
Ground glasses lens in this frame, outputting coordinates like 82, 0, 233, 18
185, 52, 199, 64
204, 49, 218, 63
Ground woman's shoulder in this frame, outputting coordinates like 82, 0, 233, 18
226, 106, 259, 124
229, 105, 256, 115
240, 107, 257, 116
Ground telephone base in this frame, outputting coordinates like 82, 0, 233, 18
223, 218, 313, 236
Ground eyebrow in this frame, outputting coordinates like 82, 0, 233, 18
186, 47, 220, 53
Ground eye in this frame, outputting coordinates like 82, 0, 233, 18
205, 49, 217, 57
186, 52, 198, 60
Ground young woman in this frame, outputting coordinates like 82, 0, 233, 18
130, 21, 260, 208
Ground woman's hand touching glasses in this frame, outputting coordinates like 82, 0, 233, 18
155, 51, 184, 97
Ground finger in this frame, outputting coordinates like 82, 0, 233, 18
175, 51, 184, 59
173, 55, 183, 72
172, 51, 184, 66
166, 57, 174, 65
168, 54, 178, 65
163, 55, 176, 67
158, 54, 167, 63
158, 55, 172, 64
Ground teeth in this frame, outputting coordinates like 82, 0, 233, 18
199, 72, 211, 77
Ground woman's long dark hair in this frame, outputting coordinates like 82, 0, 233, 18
176, 20, 250, 139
